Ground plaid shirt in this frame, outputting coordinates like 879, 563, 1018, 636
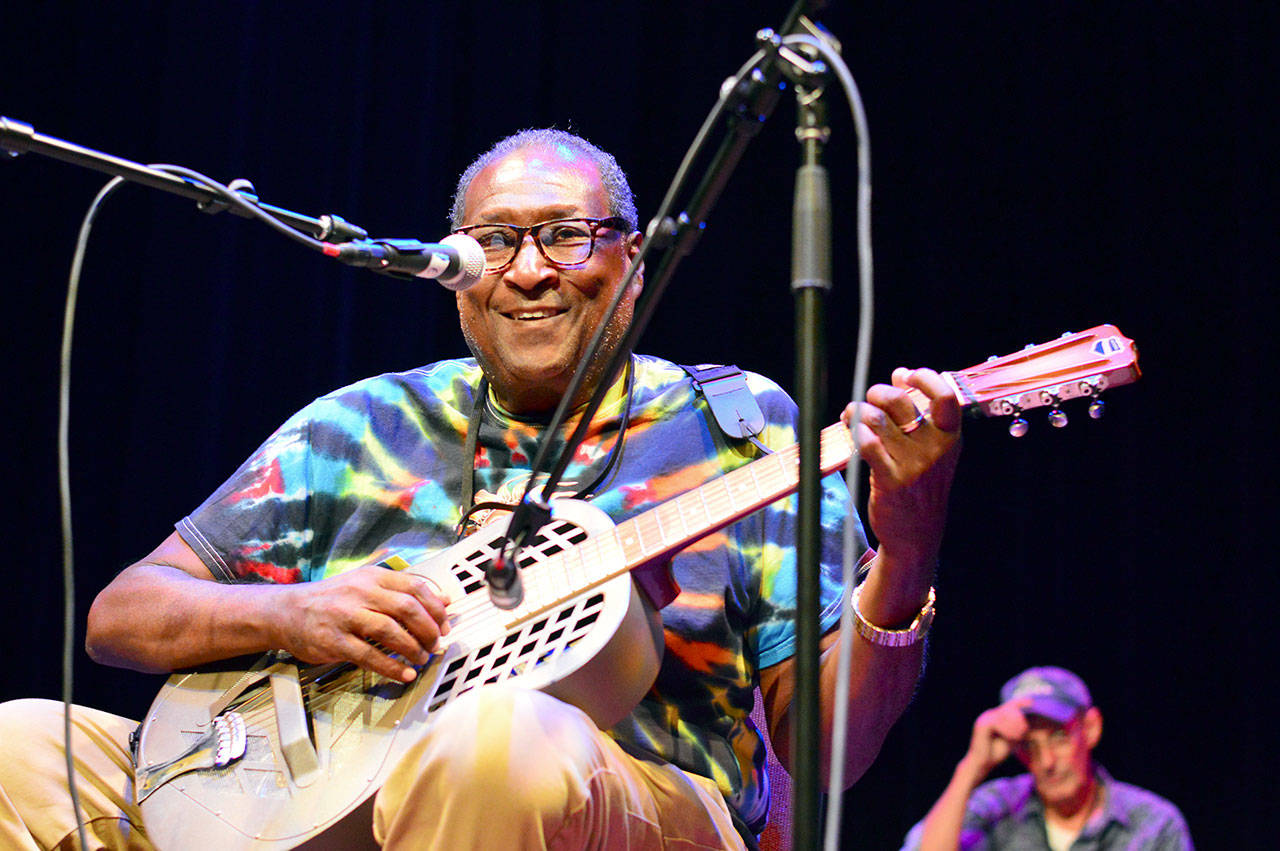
901, 766, 1193, 850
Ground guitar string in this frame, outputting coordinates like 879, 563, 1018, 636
197, 429, 847, 756
209, 500, 665, 734
209, 562, 604, 735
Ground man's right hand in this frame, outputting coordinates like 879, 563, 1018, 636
959, 697, 1032, 780
274, 564, 451, 683
86, 531, 450, 681
914, 696, 1034, 849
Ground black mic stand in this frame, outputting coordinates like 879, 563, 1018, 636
495, 20, 842, 851
489, 28, 792, 601
0, 116, 369, 243
785, 48, 835, 851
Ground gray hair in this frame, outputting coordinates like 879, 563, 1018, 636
449, 129, 638, 231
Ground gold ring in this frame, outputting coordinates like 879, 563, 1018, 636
898, 411, 926, 434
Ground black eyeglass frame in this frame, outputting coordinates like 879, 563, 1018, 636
452, 216, 632, 273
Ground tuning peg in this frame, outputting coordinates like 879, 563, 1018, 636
1048, 408, 1069, 428
1008, 412, 1030, 438
1088, 397, 1106, 419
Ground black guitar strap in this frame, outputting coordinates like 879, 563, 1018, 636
678, 364, 772, 455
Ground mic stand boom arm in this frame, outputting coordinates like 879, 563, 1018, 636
492, 25, 796, 597
0, 116, 368, 243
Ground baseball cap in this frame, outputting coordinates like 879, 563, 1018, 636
999, 666, 1092, 723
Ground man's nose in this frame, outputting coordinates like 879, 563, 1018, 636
1032, 747, 1057, 773
503, 236, 556, 290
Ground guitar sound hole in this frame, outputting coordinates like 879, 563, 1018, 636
574, 611, 600, 631
445, 658, 466, 675
529, 618, 548, 634
475, 644, 493, 659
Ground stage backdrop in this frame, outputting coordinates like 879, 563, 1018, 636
2, 3, 1273, 846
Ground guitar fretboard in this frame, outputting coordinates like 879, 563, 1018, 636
511, 423, 856, 620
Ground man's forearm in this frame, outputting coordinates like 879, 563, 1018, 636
818, 623, 926, 784
85, 562, 285, 672
916, 757, 988, 851
817, 549, 934, 785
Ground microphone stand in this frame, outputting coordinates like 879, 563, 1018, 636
492, 26, 793, 593
496, 17, 842, 851
0, 116, 369, 243
786, 48, 834, 851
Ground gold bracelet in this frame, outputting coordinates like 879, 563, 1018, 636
851, 585, 936, 648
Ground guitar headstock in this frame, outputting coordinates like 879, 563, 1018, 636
942, 324, 1140, 436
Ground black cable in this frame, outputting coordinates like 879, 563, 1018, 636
59, 174, 128, 851
147, 164, 328, 253
55, 163, 332, 848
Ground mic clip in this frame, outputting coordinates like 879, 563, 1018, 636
487, 495, 552, 611
326, 238, 436, 280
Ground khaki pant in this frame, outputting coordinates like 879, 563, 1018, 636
0, 689, 746, 850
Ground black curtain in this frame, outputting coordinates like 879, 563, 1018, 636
2, 2, 1273, 846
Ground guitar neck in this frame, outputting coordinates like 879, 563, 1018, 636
613, 423, 856, 568
516, 423, 855, 614
515, 323, 1140, 614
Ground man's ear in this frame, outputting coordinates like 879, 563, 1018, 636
625, 230, 644, 296
1082, 706, 1103, 750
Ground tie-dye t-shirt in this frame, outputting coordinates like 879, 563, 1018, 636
177, 354, 861, 833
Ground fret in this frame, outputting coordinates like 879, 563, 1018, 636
629, 511, 660, 557
724, 465, 761, 510
556, 540, 576, 596
603, 423, 854, 573
615, 520, 643, 565
567, 536, 592, 585
745, 452, 773, 497
649, 503, 667, 550
756, 450, 785, 492
700, 475, 731, 518
656, 498, 686, 545
692, 486, 712, 531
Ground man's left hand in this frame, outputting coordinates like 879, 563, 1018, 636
841, 367, 962, 568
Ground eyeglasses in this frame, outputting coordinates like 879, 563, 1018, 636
452, 217, 630, 273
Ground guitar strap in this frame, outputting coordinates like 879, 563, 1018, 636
678, 363, 772, 455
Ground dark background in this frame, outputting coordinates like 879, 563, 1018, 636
2, 2, 1274, 847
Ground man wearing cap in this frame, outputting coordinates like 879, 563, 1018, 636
901, 666, 1192, 850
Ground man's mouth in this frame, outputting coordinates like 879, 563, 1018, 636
503, 307, 566, 321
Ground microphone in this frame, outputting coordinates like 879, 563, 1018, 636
324, 233, 485, 291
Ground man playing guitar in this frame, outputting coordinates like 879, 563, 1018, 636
0, 129, 960, 850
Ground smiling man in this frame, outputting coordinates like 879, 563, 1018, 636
451, 140, 643, 415
902, 667, 1193, 851
0, 129, 962, 850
